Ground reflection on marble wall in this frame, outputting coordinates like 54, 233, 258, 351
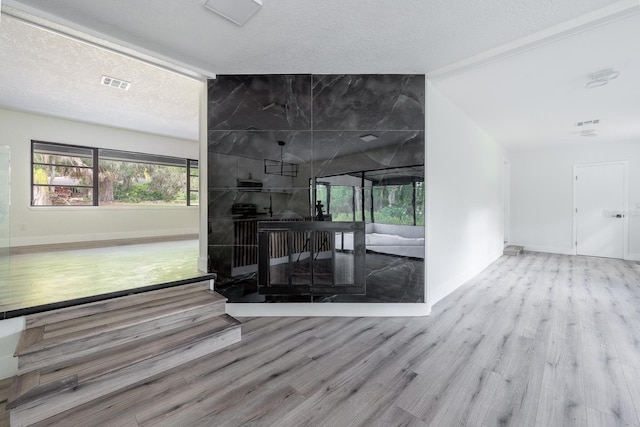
208, 74, 425, 304
208, 75, 311, 131
313, 75, 424, 131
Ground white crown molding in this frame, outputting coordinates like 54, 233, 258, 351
1, 2, 215, 80
428, 0, 640, 82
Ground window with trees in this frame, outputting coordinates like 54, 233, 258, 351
313, 166, 424, 226
31, 141, 198, 207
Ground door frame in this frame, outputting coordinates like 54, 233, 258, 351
572, 161, 628, 259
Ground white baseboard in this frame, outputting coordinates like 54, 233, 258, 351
10, 228, 199, 247
625, 253, 640, 261
511, 244, 574, 256
427, 249, 503, 308
226, 303, 431, 317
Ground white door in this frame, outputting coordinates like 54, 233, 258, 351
575, 163, 626, 258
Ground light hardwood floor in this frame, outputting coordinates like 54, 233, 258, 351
0, 239, 200, 313
2, 251, 640, 426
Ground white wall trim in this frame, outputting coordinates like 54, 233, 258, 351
226, 303, 431, 318
427, 249, 503, 308
513, 245, 574, 256
1, 3, 215, 80
198, 78, 209, 273
11, 227, 198, 247
625, 252, 640, 261
503, 158, 510, 244
428, 0, 640, 81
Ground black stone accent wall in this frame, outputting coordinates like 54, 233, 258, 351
208, 74, 425, 304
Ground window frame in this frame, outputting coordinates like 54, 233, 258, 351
31, 140, 198, 207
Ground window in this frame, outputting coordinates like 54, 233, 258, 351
31, 141, 198, 207
314, 165, 424, 225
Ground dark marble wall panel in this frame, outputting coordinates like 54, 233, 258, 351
208, 74, 425, 304
312, 75, 425, 131
208, 130, 313, 165
312, 131, 424, 178
208, 75, 312, 131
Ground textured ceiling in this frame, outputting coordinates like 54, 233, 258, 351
4, 0, 623, 74
0, 13, 202, 140
434, 12, 640, 151
0, 0, 634, 146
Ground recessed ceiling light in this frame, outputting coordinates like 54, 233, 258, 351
101, 75, 130, 91
586, 68, 619, 89
359, 133, 379, 143
580, 129, 597, 137
203, 0, 262, 26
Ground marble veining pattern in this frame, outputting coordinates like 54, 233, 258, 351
208, 75, 312, 131
207, 74, 425, 303
312, 74, 425, 131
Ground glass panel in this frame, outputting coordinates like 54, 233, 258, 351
364, 186, 373, 223
98, 160, 187, 206
33, 164, 93, 185
32, 186, 93, 206
372, 184, 415, 225
329, 185, 354, 221
33, 153, 93, 167
315, 183, 328, 218
190, 175, 199, 189
311, 230, 333, 285
0, 146, 10, 305
415, 181, 425, 226
289, 230, 312, 285
189, 190, 199, 206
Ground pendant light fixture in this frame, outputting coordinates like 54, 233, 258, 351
264, 141, 299, 177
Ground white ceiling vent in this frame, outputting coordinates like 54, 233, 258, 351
576, 119, 600, 127
101, 75, 130, 91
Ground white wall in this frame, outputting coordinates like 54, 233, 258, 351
510, 140, 640, 259
426, 83, 505, 307
0, 317, 24, 380
0, 108, 199, 246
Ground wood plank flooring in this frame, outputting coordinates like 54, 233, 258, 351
2, 251, 640, 426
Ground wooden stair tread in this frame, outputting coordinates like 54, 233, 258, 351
10, 317, 241, 426
8, 373, 78, 411
25, 281, 220, 328
17, 290, 222, 356
42, 290, 218, 339
41, 315, 239, 385
14, 327, 44, 356
8, 315, 240, 410
503, 245, 524, 256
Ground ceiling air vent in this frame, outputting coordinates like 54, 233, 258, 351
101, 75, 130, 91
576, 119, 600, 127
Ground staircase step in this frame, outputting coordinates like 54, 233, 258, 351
25, 280, 214, 328
9, 314, 241, 427
41, 290, 220, 340
503, 245, 524, 256
17, 290, 225, 375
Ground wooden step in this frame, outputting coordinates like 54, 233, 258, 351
25, 280, 214, 328
9, 314, 241, 427
503, 245, 524, 256
16, 290, 225, 375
